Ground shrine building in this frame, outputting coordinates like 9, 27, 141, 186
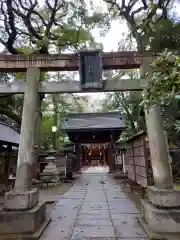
62, 111, 126, 170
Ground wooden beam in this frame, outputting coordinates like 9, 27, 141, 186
0, 79, 146, 94
0, 51, 155, 72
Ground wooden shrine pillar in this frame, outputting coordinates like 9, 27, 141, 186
84, 147, 88, 166
75, 143, 81, 172
108, 148, 115, 173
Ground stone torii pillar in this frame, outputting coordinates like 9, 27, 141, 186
0, 68, 49, 238
139, 60, 180, 239
140, 60, 173, 189
14, 68, 40, 192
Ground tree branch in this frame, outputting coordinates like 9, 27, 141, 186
0, 107, 21, 125
0, 0, 18, 54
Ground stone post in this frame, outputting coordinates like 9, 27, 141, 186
14, 68, 41, 192
32, 93, 44, 178
0, 68, 49, 239
145, 106, 173, 189
140, 60, 173, 189
139, 59, 180, 240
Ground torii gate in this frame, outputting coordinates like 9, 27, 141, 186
0, 51, 179, 240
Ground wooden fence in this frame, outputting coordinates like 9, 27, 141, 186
125, 132, 154, 187
124, 132, 180, 187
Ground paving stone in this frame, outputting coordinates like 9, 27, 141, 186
114, 222, 147, 238
71, 225, 115, 239
108, 199, 140, 214
86, 190, 104, 193
62, 192, 85, 199
71, 188, 86, 191
104, 190, 124, 195
106, 192, 129, 200
79, 209, 110, 217
40, 219, 74, 239
112, 214, 147, 238
40, 167, 147, 240
71, 238, 116, 240
84, 195, 106, 201
82, 202, 108, 210
71, 238, 117, 240
111, 213, 141, 220
76, 219, 112, 226
108, 198, 134, 205
56, 199, 82, 207
109, 204, 140, 214
77, 213, 111, 220
84, 198, 107, 202
51, 206, 79, 220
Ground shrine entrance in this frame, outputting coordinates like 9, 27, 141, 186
0, 50, 178, 239
82, 144, 107, 167
81, 143, 112, 168
61, 111, 125, 171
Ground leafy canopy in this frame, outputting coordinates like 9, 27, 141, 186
142, 50, 180, 108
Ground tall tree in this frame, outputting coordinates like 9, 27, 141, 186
0, 0, 107, 53
101, 0, 179, 140
104, 0, 174, 51
0, 0, 106, 130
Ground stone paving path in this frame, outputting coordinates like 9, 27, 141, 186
40, 167, 148, 240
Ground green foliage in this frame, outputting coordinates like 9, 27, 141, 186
0, 0, 106, 54
39, 90, 88, 149
0, 73, 24, 124
102, 90, 145, 139
149, 19, 180, 51
40, 114, 54, 150
142, 50, 180, 108
54, 25, 94, 49
175, 120, 180, 132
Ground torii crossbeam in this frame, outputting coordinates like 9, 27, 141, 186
0, 51, 155, 72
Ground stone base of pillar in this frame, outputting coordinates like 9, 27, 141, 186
138, 199, 180, 240
138, 216, 180, 240
0, 188, 50, 239
0, 201, 50, 240
4, 188, 39, 210
147, 186, 180, 208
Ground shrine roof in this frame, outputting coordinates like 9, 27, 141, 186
0, 122, 20, 145
61, 112, 125, 131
